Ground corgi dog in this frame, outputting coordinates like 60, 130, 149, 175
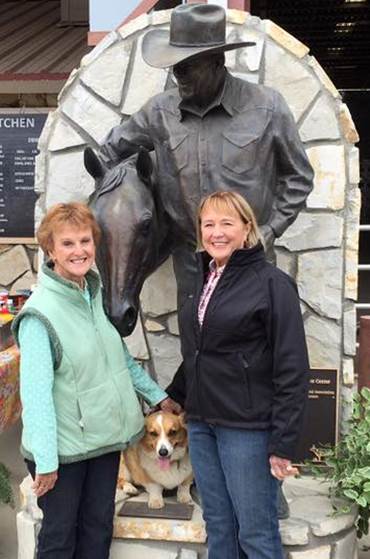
118, 411, 193, 509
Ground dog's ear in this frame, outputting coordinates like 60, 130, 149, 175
178, 412, 187, 430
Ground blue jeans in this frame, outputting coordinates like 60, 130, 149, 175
26, 451, 120, 559
187, 421, 283, 559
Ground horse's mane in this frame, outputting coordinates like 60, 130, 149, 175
88, 155, 138, 204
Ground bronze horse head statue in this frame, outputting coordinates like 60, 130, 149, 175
84, 147, 171, 336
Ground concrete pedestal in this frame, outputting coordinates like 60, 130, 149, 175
17, 475, 358, 559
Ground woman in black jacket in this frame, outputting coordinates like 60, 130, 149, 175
167, 191, 309, 559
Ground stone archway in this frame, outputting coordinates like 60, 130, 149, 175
36, 8, 360, 419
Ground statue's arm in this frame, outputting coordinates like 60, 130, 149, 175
99, 104, 154, 167
268, 91, 314, 239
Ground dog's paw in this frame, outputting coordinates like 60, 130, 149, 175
148, 495, 164, 509
177, 487, 193, 505
123, 482, 139, 495
115, 488, 127, 503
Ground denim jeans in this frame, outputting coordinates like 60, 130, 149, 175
26, 451, 120, 559
187, 421, 283, 559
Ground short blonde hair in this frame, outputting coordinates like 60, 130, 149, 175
197, 191, 261, 250
37, 202, 101, 254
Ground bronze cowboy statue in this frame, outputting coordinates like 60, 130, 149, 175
97, 3, 314, 307
85, 4, 314, 520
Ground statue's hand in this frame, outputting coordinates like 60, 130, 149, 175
260, 224, 276, 253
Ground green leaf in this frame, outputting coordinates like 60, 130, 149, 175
362, 492, 370, 504
358, 467, 370, 478
343, 489, 358, 500
357, 495, 368, 507
305, 389, 370, 539
0, 463, 14, 508
361, 387, 370, 401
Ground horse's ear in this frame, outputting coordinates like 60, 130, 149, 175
84, 147, 105, 180
136, 147, 153, 187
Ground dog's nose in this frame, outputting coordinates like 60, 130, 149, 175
158, 446, 169, 457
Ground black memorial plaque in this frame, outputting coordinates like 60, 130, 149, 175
119, 500, 194, 520
0, 112, 48, 240
294, 368, 338, 464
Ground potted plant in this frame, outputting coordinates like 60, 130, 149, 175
311, 387, 370, 538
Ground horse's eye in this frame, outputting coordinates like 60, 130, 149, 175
140, 219, 152, 237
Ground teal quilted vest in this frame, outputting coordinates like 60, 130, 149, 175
13, 264, 144, 463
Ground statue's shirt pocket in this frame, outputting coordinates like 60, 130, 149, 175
164, 132, 189, 174
222, 131, 260, 174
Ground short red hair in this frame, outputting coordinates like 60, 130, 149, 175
37, 202, 101, 254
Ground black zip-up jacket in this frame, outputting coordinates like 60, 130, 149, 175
167, 243, 309, 460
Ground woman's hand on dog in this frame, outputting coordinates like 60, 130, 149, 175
269, 455, 299, 481
158, 397, 182, 415
33, 471, 58, 497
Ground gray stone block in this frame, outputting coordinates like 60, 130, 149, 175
288, 546, 331, 559
238, 28, 265, 71
304, 315, 341, 369
276, 249, 295, 278
81, 40, 132, 107
306, 145, 346, 210
141, 258, 177, 317
332, 529, 357, 559
289, 495, 356, 537
61, 83, 121, 144
125, 314, 150, 360
167, 314, 180, 336
284, 476, 331, 500
46, 150, 94, 208
122, 35, 167, 115
146, 333, 182, 389
343, 307, 357, 356
299, 94, 340, 142
48, 117, 86, 152
297, 249, 342, 320
110, 541, 179, 559
275, 214, 343, 252
0, 245, 31, 286
179, 550, 199, 559
265, 42, 320, 121
279, 518, 309, 545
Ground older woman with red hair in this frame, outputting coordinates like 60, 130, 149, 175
13, 202, 176, 559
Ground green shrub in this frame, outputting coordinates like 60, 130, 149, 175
311, 387, 370, 538
0, 462, 14, 508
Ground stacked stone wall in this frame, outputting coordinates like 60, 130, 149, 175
0, 244, 38, 295
22, 9, 360, 426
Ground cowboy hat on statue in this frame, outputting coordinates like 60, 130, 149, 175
142, 3, 255, 68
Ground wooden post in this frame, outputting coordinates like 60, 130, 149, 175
358, 316, 370, 392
